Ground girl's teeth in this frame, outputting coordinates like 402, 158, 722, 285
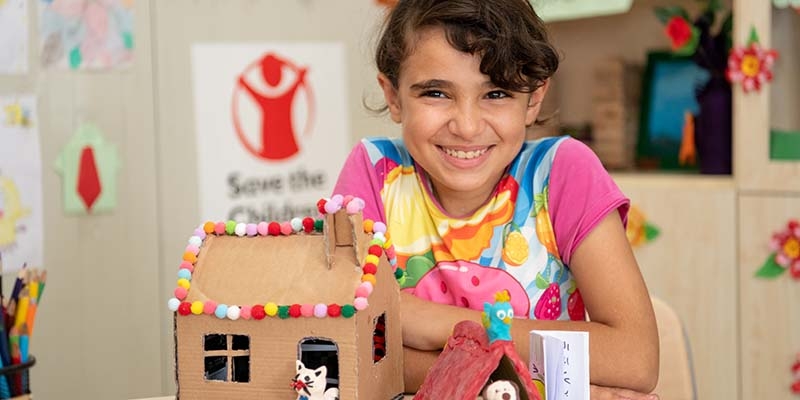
444, 148, 487, 159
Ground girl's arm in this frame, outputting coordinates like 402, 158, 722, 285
400, 210, 659, 393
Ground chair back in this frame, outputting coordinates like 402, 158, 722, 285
651, 296, 696, 400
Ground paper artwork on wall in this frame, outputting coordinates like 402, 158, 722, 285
755, 219, 800, 280
38, 0, 134, 70
726, 27, 779, 93
55, 123, 120, 215
626, 205, 660, 248
0, 95, 43, 274
191, 43, 349, 223
0, 0, 28, 74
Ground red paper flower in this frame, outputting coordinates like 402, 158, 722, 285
769, 220, 800, 279
665, 16, 693, 50
726, 41, 778, 93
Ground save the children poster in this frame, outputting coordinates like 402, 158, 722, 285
191, 43, 349, 223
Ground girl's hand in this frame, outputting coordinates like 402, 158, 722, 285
590, 385, 659, 400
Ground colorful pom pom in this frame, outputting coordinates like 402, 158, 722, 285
268, 222, 281, 236
191, 301, 204, 315
394, 267, 405, 279
193, 228, 206, 240
365, 254, 380, 266
226, 305, 241, 320
362, 273, 377, 285
179, 261, 193, 272
167, 298, 181, 311
373, 232, 386, 242
246, 223, 258, 236
300, 304, 314, 317
345, 200, 362, 214
257, 221, 269, 236
373, 221, 387, 234
317, 199, 328, 214
302, 217, 315, 233
288, 304, 302, 318
358, 281, 374, 296
264, 302, 278, 317
354, 297, 368, 311
251, 305, 266, 320
291, 218, 303, 232
280, 221, 293, 235
178, 302, 192, 316
331, 194, 344, 205
362, 263, 378, 275
328, 304, 342, 317
203, 221, 216, 234
203, 301, 217, 315
368, 245, 383, 257
341, 305, 356, 318
278, 305, 290, 319
214, 222, 226, 235
178, 269, 192, 281
324, 200, 340, 214
177, 278, 191, 290
314, 304, 327, 318
225, 221, 236, 235
234, 223, 247, 237
188, 236, 203, 247
185, 244, 199, 256
215, 304, 228, 319
240, 305, 252, 320
343, 195, 354, 205
174, 286, 188, 300
182, 251, 197, 263
314, 219, 324, 232
364, 219, 375, 233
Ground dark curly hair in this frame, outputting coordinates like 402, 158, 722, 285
375, 0, 559, 94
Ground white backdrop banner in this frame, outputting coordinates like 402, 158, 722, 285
192, 42, 349, 223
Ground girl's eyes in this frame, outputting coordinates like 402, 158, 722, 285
421, 90, 447, 98
486, 90, 511, 99
419, 90, 511, 99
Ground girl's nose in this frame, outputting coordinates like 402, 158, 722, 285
448, 101, 483, 139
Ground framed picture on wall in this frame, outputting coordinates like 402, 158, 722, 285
636, 51, 710, 170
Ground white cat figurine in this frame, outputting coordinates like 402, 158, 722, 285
291, 360, 340, 400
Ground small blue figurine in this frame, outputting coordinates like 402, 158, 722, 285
482, 289, 514, 343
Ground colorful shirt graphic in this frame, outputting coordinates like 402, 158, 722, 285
334, 136, 628, 320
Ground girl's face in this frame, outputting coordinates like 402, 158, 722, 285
378, 27, 548, 216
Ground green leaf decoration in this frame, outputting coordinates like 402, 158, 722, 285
654, 6, 690, 24
754, 254, 786, 278
674, 26, 701, 56
644, 223, 661, 241
748, 26, 761, 46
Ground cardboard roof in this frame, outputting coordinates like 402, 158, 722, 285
186, 233, 364, 306
413, 320, 541, 400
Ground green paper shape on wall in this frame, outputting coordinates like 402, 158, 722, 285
529, 0, 633, 22
755, 254, 786, 278
54, 123, 121, 215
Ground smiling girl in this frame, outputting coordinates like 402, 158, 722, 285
333, 1, 659, 398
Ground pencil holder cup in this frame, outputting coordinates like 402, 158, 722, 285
0, 355, 35, 399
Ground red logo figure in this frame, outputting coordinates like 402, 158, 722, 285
232, 52, 315, 161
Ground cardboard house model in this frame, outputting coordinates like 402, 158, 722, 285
167, 196, 404, 399
413, 320, 541, 400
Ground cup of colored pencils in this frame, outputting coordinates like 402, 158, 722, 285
0, 266, 45, 399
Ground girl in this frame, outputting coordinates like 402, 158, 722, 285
334, 0, 659, 398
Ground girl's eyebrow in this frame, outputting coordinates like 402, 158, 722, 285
409, 79, 451, 91
409, 79, 497, 91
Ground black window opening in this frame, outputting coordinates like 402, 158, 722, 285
298, 338, 339, 390
373, 313, 387, 363
203, 334, 250, 383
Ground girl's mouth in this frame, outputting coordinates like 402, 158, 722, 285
440, 146, 490, 160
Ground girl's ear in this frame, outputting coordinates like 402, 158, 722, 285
525, 79, 550, 127
377, 73, 402, 123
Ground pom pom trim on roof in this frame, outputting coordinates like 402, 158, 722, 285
167, 195, 397, 320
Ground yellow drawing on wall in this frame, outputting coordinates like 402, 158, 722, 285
0, 175, 30, 248
3, 102, 31, 127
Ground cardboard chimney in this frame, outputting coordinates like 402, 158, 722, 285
170, 204, 404, 399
